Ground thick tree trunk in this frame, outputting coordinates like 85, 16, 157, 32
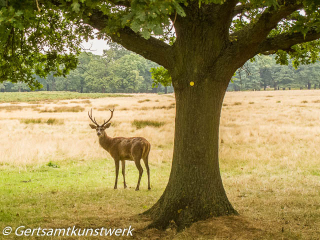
145, 72, 237, 230
143, 3, 244, 230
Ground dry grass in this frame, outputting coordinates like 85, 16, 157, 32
39, 105, 85, 113
1, 91, 320, 239
0, 94, 174, 166
70, 99, 91, 104
138, 103, 176, 111
138, 99, 151, 103
20, 118, 64, 125
95, 104, 119, 111
132, 119, 166, 129
0, 105, 41, 112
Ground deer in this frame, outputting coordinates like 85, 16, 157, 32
88, 108, 151, 191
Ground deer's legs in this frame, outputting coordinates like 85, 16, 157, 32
114, 160, 120, 189
121, 160, 127, 189
143, 157, 151, 190
134, 160, 143, 191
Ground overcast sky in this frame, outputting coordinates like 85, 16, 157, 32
81, 38, 110, 55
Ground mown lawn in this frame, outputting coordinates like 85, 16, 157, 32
0, 159, 171, 239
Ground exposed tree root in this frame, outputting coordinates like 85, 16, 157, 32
143, 187, 238, 231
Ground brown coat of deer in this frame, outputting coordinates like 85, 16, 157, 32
88, 109, 151, 191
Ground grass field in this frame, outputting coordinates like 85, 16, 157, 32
0, 90, 319, 239
0, 91, 132, 103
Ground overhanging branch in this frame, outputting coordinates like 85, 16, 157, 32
111, 27, 174, 69
241, 2, 303, 44
227, 1, 303, 65
87, 9, 174, 69
258, 29, 320, 54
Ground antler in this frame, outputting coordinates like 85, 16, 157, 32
88, 109, 99, 126
101, 108, 114, 127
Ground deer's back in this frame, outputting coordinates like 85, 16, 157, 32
109, 137, 150, 161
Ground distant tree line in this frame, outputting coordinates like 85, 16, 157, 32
228, 55, 320, 91
0, 43, 173, 94
2, 49, 320, 93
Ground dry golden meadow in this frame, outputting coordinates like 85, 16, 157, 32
0, 90, 319, 239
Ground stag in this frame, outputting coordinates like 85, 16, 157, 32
88, 109, 151, 191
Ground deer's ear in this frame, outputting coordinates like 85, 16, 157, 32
104, 123, 111, 129
89, 124, 97, 129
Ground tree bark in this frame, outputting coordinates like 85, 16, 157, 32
145, 71, 237, 230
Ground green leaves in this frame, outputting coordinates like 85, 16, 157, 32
275, 50, 289, 66
119, 0, 185, 39
0, 0, 83, 89
2, 0, 320, 89
71, 0, 80, 13
151, 66, 171, 88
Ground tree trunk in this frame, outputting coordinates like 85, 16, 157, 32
52, 78, 56, 91
145, 72, 237, 230
142, 4, 251, 230
164, 86, 168, 94
152, 87, 158, 93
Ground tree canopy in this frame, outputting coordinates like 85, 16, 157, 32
1, 0, 320, 88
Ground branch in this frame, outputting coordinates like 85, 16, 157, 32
87, 10, 174, 69
111, 28, 174, 69
221, 2, 305, 71
258, 29, 320, 54
240, 2, 303, 44
228, 1, 303, 65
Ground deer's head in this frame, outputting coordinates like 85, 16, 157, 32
88, 108, 114, 137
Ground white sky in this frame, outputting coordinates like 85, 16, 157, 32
81, 38, 110, 55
